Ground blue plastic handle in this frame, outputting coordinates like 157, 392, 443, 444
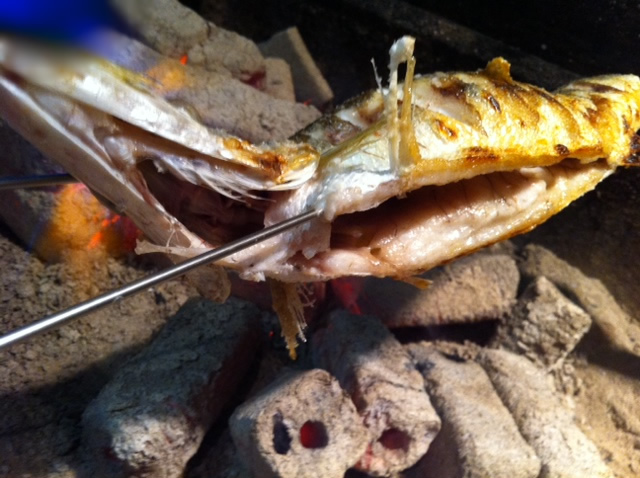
0, 0, 126, 42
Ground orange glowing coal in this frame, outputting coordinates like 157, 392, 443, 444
36, 183, 139, 297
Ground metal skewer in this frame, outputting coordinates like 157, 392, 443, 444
0, 173, 78, 190
0, 208, 320, 352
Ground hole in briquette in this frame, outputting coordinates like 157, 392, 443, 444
299, 420, 329, 449
378, 427, 411, 451
272, 412, 292, 454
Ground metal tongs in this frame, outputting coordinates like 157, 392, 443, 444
0, 174, 319, 351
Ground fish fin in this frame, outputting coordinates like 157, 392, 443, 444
386, 36, 417, 173
483, 57, 513, 82
399, 54, 422, 168
269, 280, 308, 359
397, 276, 432, 290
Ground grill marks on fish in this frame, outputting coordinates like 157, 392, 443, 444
463, 146, 499, 163
554, 144, 570, 156
220, 138, 285, 179
626, 129, 640, 164
433, 118, 459, 140
4, 35, 640, 357
487, 94, 501, 113
2, 35, 640, 286
398, 62, 631, 172
220, 55, 640, 283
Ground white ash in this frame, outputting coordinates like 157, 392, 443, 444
312, 311, 441, 477
229, 369, 368, 478
259, 27, 334, 107
263, 58, 297, 102
491, 276, 592, 370
0, 234, 197, 477
478, 348, 612, 478
519, 244, 640, 355
407, 343, 541, 478
82, 298, 262, 478
355, 252, 519, 328
110, 0, 265, 81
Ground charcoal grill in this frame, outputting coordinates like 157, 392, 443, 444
1, 1, 640, 477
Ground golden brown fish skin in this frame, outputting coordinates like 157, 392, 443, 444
404, 64, 640, 187
299, 58, 640, 179
2, 36, 640, 285
136, 58, 640, 284
4, 41, 640, 355
223, 58, 640, 282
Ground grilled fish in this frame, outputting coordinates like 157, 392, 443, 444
1, 35, 639, 352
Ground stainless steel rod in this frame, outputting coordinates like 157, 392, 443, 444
0, 173, 78, 190
0, 208, 320, 351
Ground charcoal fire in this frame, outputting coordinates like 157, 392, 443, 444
82, 298, 261, 477
312, 311, 441, 476
478, 349, 612, 478
2, 1, 640, 478
334, 251, 520, 328
229, 369, 369, 478
489, 276, 592, 370
407, 343, 542, 478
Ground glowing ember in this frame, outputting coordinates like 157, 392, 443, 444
144, 59, 191, 94
36, 183, 139, 297
299, 420, 329, 449
330, 278, 363, 315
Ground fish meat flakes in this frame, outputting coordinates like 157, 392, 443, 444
1, 34, 639, 353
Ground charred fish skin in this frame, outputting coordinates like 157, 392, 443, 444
292, 58, 640, 217
1, 35, 640, 286
235, 42, 640, 282
277, 59, 640, 238
2, 35, 640, 356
